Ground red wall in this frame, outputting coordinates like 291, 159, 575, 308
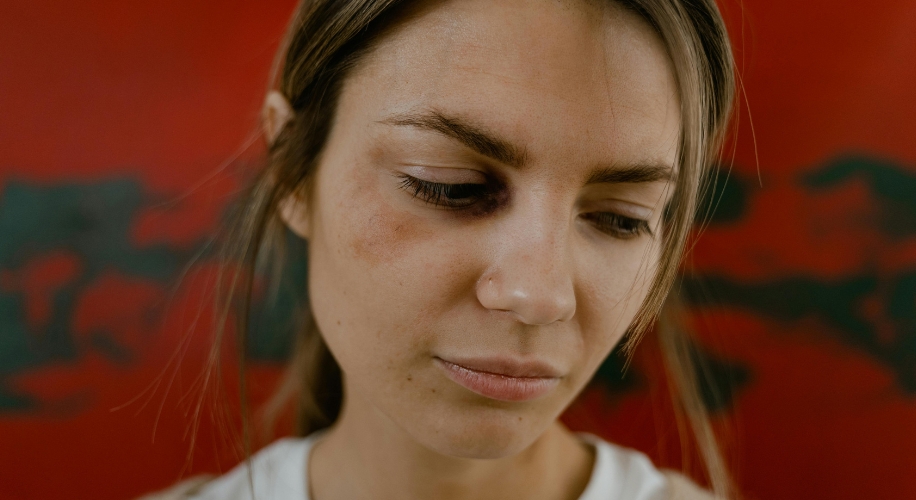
1, 1, 914, 499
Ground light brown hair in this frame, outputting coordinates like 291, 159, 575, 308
213, 0, 736, 496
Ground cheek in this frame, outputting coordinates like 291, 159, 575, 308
346, 192, 420, 265
575, 240, 661, 361
307, 167, 478, 370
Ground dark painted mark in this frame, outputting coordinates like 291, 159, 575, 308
803, 154, 916, 237
0, 179, 197, 410
689, 343, 752, 412
684, 155, 916, 394
246, 227, 308, 362
698, 165, 752, 225
590, 343, 642, 396
89, 333, 135, 365
590, 339, 751, 413
0, 179, 305, 411
684, 272, 916, 393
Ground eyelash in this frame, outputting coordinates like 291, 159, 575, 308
397, 174, 652, 239
398, 175, 491, 208
580, 212, 653, 239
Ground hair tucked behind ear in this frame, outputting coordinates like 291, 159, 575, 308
210, 0, 736, 496
213, 0, 409, 440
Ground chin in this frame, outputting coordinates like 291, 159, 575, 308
411, 405, 552, 460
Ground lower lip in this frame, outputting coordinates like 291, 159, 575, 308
434, 358, 560, 402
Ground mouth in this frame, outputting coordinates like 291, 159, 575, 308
433, 356, 561, 402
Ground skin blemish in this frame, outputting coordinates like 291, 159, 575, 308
342, 177, 431, 266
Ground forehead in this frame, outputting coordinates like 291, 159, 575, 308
341, 0, 680, 167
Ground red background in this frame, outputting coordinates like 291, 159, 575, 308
1, 1, 915, 499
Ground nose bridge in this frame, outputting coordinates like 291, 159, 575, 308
477, 193, 577, 325
514, 203, 567, 275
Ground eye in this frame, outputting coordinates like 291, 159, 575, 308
581, 212, 653, 239
398, 174, 492, 208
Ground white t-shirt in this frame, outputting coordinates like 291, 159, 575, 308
190, 433, 693, 500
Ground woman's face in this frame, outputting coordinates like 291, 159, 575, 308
295, 0, 679, 458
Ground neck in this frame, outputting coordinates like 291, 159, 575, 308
308, 390, 594, 500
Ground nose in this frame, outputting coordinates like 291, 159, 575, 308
475, 215, 577, 326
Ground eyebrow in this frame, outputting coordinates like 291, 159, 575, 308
585, 163, 673, 184
381, 110, 526, 167
382, 110, 673, 184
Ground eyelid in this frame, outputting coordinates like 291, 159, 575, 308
397, 174, 487, 209
400, 165, 487, 184
583, 199, 654, 220
581, 212, 653, 239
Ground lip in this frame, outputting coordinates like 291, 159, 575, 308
433, 356, 561, 402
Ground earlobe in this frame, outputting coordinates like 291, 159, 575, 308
262, 90, 294, 145
278, 193, 311, 240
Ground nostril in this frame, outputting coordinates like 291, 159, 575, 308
523, 295, 576, 326
476, 270, 576, 326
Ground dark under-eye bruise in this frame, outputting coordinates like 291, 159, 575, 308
582, 212, 653, 239
398, 174, 650, 239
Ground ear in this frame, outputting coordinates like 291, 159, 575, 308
278, 191, 311, 240
262, 90, 294, 145
263, 91, 308, 238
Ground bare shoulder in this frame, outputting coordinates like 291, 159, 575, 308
135, 476, 213, 500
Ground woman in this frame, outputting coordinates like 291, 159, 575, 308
147, 0, 736, 498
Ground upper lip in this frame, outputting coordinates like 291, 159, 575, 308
435, 355, 563, 379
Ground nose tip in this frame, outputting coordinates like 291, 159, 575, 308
476, 270, 576, 326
